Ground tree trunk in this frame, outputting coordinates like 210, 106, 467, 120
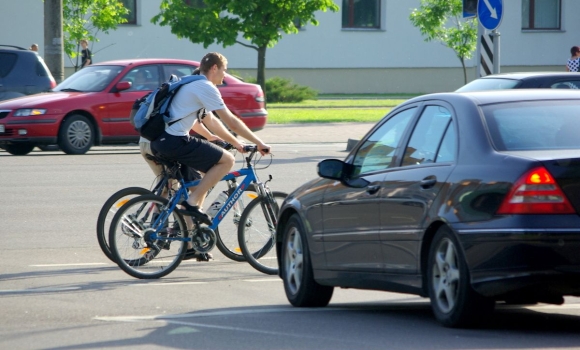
460, 57, 467, 84
257, 45, 267, 95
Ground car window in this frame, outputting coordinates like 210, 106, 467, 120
54, 65, 124, 92
402, 106, 452, 166
122, 65, 160, 91
550, 81, 580, 89
0, 52, 17, 78
436, 122, 456, 163
162, 64, 196, 80
456, 78, 520, 92
482, 100, 580, 150
352, 107, 416, 176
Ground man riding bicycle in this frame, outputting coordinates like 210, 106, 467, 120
151, 52, 270, 225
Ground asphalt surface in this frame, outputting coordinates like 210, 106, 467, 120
255, 122, 375, 146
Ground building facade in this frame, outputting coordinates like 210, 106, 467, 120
1, 0, 575, 94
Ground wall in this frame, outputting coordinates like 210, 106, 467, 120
1, 0, 577, 94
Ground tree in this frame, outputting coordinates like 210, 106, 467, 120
152, 0, 339, 92
63, 0, 129, 71
409, 0, 477, 84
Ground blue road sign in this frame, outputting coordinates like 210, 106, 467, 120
478, 0, 503, 30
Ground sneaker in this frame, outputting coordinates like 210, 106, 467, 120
183, 249, 213, 262
176, 202, 212, 225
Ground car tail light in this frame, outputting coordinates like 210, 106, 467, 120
255, 90, 265, 103
49, 77, 57, 89
497, 166, 575, 214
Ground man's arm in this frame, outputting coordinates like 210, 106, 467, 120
212, 108, 270, 154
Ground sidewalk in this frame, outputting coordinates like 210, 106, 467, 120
256, 122, 375, 145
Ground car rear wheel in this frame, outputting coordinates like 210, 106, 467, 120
281, 214, 333, 307
4, 142, 35, 155
58, 114, 94, 155
427, 226, 494, 328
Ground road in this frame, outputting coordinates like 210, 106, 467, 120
1, 133, 580, 349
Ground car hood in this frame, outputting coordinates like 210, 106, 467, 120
0, 92, 83, 109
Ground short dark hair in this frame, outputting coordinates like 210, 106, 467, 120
571, 46, 580, 56
199, 52, 227, 74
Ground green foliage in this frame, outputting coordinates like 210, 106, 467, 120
152, 0, 339, 90
409, 0, 477, 83
247, 76, 318, 103
63, 0, 129, 70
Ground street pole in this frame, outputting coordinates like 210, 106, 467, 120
44, 0, 64, 83
492, 29, 500, 74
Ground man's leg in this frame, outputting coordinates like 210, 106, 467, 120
185, 150, 235, 208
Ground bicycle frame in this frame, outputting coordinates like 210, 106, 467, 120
148, 151, 268, 243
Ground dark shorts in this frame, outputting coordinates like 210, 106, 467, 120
151, 131, 223, 173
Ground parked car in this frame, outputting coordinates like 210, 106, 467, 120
0, 45, 56, 101
456, 72, 580, 92
276, 89, 580, 328
0, 58, 267, 155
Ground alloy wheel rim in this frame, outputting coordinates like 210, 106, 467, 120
284, 227, 303, 295
431, 237, 460, 313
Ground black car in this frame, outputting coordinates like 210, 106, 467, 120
0, 45, 56, 101
275, 90, 580, 328
456, 72, 580, 92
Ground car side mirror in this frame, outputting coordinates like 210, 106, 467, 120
318, 159, 348, 180
318, 159, 368, 188
115, 81, 132, 92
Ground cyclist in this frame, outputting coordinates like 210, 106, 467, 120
151, 52, 270, 225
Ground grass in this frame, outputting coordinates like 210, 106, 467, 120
266, 96, 411, 124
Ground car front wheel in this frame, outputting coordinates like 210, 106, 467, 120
58, 114, 94, 155
427, 226, 494, 328
281, 214, 333, 307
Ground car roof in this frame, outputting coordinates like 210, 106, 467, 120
93, 58, 201, 66
476, 72, 580, 80
408, 89, 580, 106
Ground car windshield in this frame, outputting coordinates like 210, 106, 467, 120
54, 65, 124, 92
482, 100, 580, 151
456, 78, 520, 92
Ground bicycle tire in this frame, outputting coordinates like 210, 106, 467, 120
109, 194, 188, 279
96, 187, 152, 262
212, 183, 259, 262
237, 191, 288, 275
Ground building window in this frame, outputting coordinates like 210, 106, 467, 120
342, 0, 381, 29
119, 0, 137, 25
522, 0, 561, 29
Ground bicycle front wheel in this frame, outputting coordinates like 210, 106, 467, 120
212, 183, 258, 262
238, 191, 288, 275
109, 194, 188, 279
96, 187, 152, 262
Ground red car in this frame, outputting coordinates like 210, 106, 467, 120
0, 58, 267, 155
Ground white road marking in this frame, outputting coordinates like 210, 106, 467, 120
127, 282, 208, 286
242, 278, 281, 282
29, 263, 109, 267
0, 287, 81, 293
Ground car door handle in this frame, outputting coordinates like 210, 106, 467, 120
367, 185, 380, 195
420, 177, 437, 189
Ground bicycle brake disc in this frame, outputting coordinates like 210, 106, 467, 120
190, 226, 216, 253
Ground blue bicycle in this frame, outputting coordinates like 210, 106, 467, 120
108, 145, 287, 279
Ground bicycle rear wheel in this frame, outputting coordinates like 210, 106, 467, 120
96, 187, 152, 262
238, 191, 288, 275
109, 194, 188, 279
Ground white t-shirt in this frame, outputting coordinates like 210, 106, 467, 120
164, 79, 226, 136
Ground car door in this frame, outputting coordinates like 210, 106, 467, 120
379, 104, 457, 274
105, 64, 160, 139
322, 106, 418, 272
